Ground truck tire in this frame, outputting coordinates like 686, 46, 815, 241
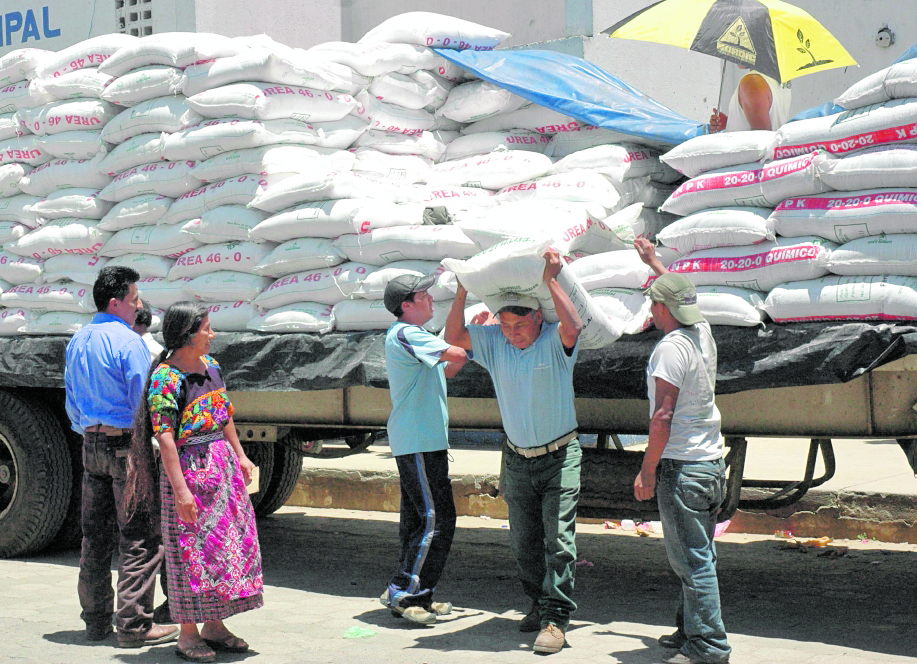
0, 392, 71, 558
46, 431, 84, 551
241, 441, 274, 512
254, 441, 305, 517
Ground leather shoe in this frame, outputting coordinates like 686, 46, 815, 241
85, 622, 112, 642
152, 600, 171, 624
659, 631, 685, 649
662, 652, 730, 664
117, 622, 179, 649
533, 623, 566, 654
519, 607, 540, 633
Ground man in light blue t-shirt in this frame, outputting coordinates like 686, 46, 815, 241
633, 237, 731, 664
380, 273, 468, 626
444, 250, 583, 655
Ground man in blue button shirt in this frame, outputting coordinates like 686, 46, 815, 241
379, 273, 468, 626
64, 266, 177, 648
445, 250, 583, 655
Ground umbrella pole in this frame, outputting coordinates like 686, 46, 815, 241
716, 58, 727, 112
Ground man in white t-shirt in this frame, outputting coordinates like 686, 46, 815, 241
633, 238, 731, 664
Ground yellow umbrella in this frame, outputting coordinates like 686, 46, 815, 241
603, 0, 856, 84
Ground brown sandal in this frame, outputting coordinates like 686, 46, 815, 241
203, 635, 249, 653
176, 644, 217, 663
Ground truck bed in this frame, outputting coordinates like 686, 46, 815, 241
4, 321, 917, 438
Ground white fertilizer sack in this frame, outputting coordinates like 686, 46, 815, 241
185, 270, 272, 302
98, 194, 172, 231
695, 285, 765, 327
97, 133, 166, 176
332, 225, 478, 265
660, 131, 776, 178
98, 159, 198, 202
30, 188, 113, 220
656, 207, 775, 254
442, 237, 623, 349
192, 144, 354, 183
106, 253, 174, 278
666, 236, 836, 291
815, 145, 917, 191
826, 234, 917, 276
168, 241, 274, 280
772, 98, 917, 160
763, 274, 917, 322
770, 189, 917, 241
101, 223, 202, 258
357, 12, 510, 51
246, 301, 334, 334
100, 66, 184, 107
254, 261, 377, 308
5, 217, 111, 259
660, 152, 833, 217
249, 199, 366, 241
428, 149, 552, 190
253, 237, 345, 277
181, 206, 269, 244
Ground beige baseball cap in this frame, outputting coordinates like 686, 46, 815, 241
494, 291, 540, 313
644, 273, 704, 326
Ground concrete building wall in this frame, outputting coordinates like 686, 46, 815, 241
191, 0, 343, 47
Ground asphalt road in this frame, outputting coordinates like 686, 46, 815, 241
2, 507, 915, 664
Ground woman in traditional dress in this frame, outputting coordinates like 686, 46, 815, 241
126, 301, 263, 663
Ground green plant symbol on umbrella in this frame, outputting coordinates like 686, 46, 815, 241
797, 28, 834, 69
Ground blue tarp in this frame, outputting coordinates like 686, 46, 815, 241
434, 48, 705, 148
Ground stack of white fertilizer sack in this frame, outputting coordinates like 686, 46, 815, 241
0, 12, 686, 347
652, 60, 917, 326
2, 14, 915, 344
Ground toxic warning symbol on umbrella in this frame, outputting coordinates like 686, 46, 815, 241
716, 17, 756, 65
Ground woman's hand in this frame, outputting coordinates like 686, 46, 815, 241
238, 454, 255, 485
175, 486, 198, 523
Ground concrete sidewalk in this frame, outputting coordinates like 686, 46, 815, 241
290, 436, 917, 543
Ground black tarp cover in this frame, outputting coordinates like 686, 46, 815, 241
4, 322, 917, 399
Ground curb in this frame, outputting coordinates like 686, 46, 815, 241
287, 468, 917, 544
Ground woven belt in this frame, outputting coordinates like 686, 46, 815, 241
506, 430, 578, 458
179, 432, 223, 447
85, 425, 128, 436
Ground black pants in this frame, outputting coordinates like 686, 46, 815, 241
78, 432, 163, 635
387, 450, 456, 608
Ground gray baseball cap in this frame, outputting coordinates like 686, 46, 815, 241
383, 273, 436, 314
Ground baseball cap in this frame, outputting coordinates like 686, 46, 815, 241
494, 291, 540, 313
383, 273, 436, 314
644, 273, 704, 326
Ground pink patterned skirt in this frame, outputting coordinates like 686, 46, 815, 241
160, 434, 263, 623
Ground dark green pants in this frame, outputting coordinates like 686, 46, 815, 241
501, 439, 581, 631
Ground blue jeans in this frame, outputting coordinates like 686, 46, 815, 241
657, 458, 731, 663
501, 439, 581, 631
388, 450, 456, 608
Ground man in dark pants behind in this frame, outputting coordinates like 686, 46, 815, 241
379, 274, 468, 625
64, 266, 178, 648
